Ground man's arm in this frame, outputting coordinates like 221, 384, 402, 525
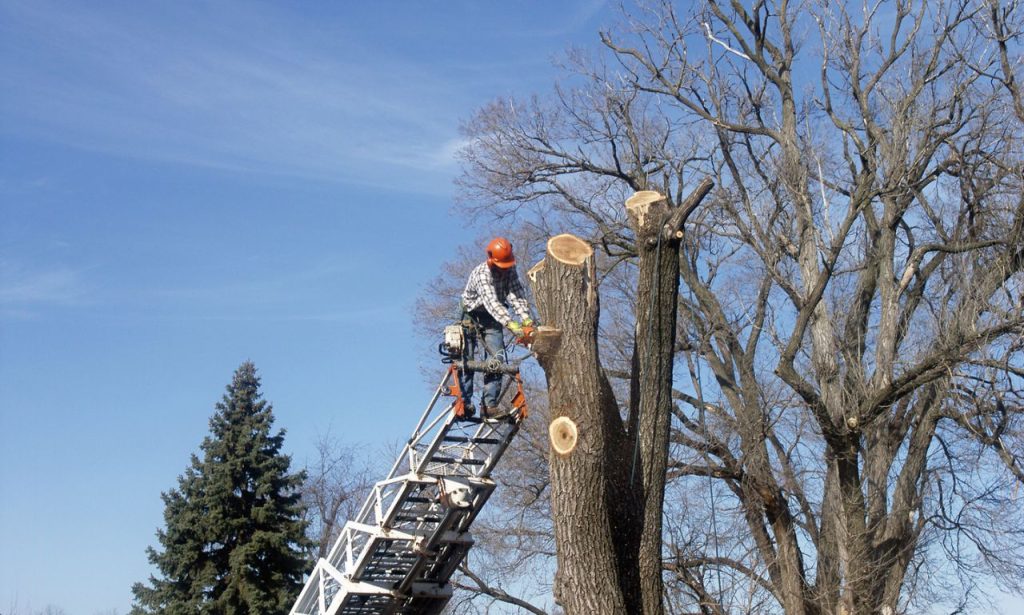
507, 270, 531, 322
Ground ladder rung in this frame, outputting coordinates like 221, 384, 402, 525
429, 456, 484, 465
442, 436, 501, 445
394, 515, 442, 523
366, 552, 418, 561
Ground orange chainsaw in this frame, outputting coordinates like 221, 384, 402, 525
515, 323, 537, 348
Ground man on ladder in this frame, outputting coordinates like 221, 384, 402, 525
459, 237, 535, 419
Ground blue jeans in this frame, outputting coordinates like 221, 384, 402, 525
460, 310, 506, 409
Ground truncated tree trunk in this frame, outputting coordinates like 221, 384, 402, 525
527, 182, 712, 615
625, 182, 711, 615
528, 234, 640, 614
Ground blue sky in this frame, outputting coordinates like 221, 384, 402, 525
0, 1, 610, 613
3, 2, 1023, 615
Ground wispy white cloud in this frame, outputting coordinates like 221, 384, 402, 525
0, 1, 486, 193
0, 259, 91, 316
430, 137, 475, 168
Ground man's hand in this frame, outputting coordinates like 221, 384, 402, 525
508, 321, 523, 336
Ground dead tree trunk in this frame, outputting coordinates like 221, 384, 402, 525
528, 234, 640, 615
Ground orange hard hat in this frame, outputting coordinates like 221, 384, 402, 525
486, 237, 516, 269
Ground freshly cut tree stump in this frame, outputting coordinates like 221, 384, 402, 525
624, 190, 666, 230
546, 233, 595, 264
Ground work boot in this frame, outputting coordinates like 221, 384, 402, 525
482, 406, 510, 420
459, 403, 477, 420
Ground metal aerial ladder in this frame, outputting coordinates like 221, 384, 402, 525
290, 353, 529, 615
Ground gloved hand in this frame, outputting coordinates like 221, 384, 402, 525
507, 321, 523, 336
523, 317, 535, 327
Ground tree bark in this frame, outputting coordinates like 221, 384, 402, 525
625, 183, 712, 615
529, 183, 712, 615
625, 191, 681, 615
528, 234, 640, 615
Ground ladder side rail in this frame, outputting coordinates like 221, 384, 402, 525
292, 560, 340, 615
335, 513, 407, 582
373, 482, 385, 526
407, 369, 453, 446
323, 484, 383, 567
290, 564, 319, 615
323, 523, 362, 576
372, 479, 422, 531
317, 488, 392, 579
369, 474, 435, 532
372, 472, 434, 488
404, 406, 456, 474
318, 566, 327, 615
324, 371, 452, 572
323, 522, 347, 570
366, 481, 407, 527
345, 525, 355, 572
341, 478, 445, 584
324, 474, 437, 582
414, 366, 525, 479
339, 370, 450, 541
364, 476, 485, 595
382, 371, 453, 485
413, 413, 466, 477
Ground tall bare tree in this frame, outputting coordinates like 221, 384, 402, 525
301, 431, 370, 562
453, 1, 1024, 614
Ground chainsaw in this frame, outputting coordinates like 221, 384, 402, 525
440, 322, 536, 359
515, 324, 536, 348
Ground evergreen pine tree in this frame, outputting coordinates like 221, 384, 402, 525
131, 361, 310, 615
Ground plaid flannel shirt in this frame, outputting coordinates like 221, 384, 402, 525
461, 262, 531, 327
